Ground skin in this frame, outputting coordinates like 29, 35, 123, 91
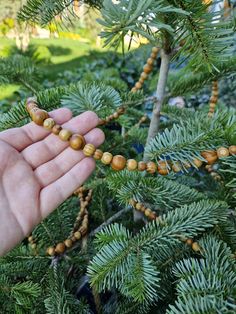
0, 108, 105, 256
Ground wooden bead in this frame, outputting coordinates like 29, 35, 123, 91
117, 107, 125, 114
210, 96, 217, 103
113, 112, 119, 119
28, 236, 33, 243
71, 236, 77, 242
186, 239, 193, 246
131, 87, 137, 93
217, 147, 229, 158
135, 82, 142, 89
83, 144, 96, 157
111, 155, 126, 171
143, 64, 153, 74
27, 102, 38, 111
229, 145, 236, 155
52, 124, 62, 135
32, 110, 49, 126
192, 242, 201, 252
43, 118, 55, 130
64, 239, 73, 248
201, 151, 218, 164
135, 202, 142, 210
140, 116, 147, 123
147, 58, 154, 65
146, 161, 157, 174
127, 159, 138, 171
192, 159, 203, 168
55, 242, 66, 254
152, 47, 159, 54
172, 162, 182, 173
70, 134, 85, 150
150, 52, 157, 59
59, 129, 72, 141
47, 246, 55, 256
79, 226, 87, 235
158, 161, 168, 175
74, 231, 81, 240
149, 212, 156, 220
139, 78, 145, 84
101, 152, 113, 165
140, 205, 146, 212
140, 72, 148, 80
138, 161, 146, 171
129, 199, 137, 207
144, 208, 152, 217
31, 243, 37, 249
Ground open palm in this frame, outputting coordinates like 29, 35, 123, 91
0, 108, 104, 256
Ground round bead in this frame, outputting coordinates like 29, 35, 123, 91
186, 239, 193, 246
140, 116, 147, 123
69, 134, 85, 150
71, 236, 77, 242
111, 155, 126, 171
143, 64, 153, 74
55, 242, 66, 254
52, 124, 62, 135
210, 96, 217, 103
28, 236, 33, 243
127, 159, 138, 171
139, 78, 145, 84
192, 159, 203, 168
117, 107, 125, 114
146, 161, 157, 174
131, 87, 137, 93
101, 152, 113, 165
158, 161, 168, 175
74, 231, 81, 240
217, 147, 229, 158
27, 102, 38, 112
135, 82, 142, 89
201, 151, 218, 164
229, 145, 236, 155
64, 239, 73, 248
129, 199, 137, 207
150, 52, 157, 59
43, 118, 55, 130
83, 144, 96, 157
147, 57, 154, 65
79, 226, 87, 235
113, 112, 119, 119
32, 110, 49, 126
59, 129, 72, 141
144, 208, 152, 217
152, 47, 159, 53
135, 202, 142, 210
47, 246, 55, 256
140, 72, 148, 80
31, 243, 37, 249
149, 212, 156, 220
172, 162, 182, 173
138, 161, 146, 171
192, 242, 201, 252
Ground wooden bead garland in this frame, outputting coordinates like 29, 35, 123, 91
208, 80, 218, 117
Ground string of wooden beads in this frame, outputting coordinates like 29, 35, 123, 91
208, 80, 218, 117
131, 47, 160, 93
28, 235, 37, 250
46, 188, 92, 256
98, 106, 125, 126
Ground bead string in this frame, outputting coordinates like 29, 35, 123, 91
26, 97, 236, 174
129, 199, 201, 252
208, 80, 218, 117
97, 46, 159, 126
45, 188, 92, 256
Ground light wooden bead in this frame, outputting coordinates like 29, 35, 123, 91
31, 243, 37, 249
131, 87, 137, 93
144, 208, 152, 217
47, 246, 55, 256
59, 129, 72, 141
172, 162, 182, 173
146, 161, 157, 174
201, 151, 218, 164
139, 78, 144, 84
27, 102, 38, 111
29, 107, 39, 118
74, 231, 81, 240
135, 202, 142, 210
79, 226, 87, 235
117, 107, 125, 114
192, 242, 201, 252
158, 161, 168, 175
127, 159, 138, 171
28, 236, 33, 243
111, 155, 126, 171
143, 64, 153, 74
70, 134, 85, 150
64, 239, 73, 248
192, 159, 203, 168
52, 124, 62, 135
152, 47, 159, 53
129, 199, 137, 207
140, 72, 148, 80
135, 82, 142, 89
147, 58, 154, 65
140, 116, 147, 123
113, 112, 119, 119
55, 242, 66, 254
138, 161, 146, 171
101, 152, 113, 165
93, 149, 103, 160
32, 110, 49, 126
150, 52, 157, 59
83, 144, 96, 157
186, 239, 193, 246
217, 147, 229, 158
229, 145, 236, 155
43, 118, 55, 130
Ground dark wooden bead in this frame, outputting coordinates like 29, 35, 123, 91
146, 162, 157, 174
55, 242, 66, 254
147, 57, 154, 65
143, 64, 153, 74
140, 72, 148, 80
32, 110, 49, 125
52, 124, 62, 135
201, 151, 218, 164
111, 155, 126, 171
70, 134, 85, 150
138, 161, 146, 171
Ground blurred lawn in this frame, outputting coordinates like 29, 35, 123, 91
0, 37, 101, 100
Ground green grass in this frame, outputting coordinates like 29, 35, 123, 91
0, 37, 103, 100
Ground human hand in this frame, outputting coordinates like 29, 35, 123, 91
0, 109, 104, 256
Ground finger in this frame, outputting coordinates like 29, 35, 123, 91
21, 111, 99, 169
35, 128, 104, 187
39, 157, 95, 219
0, 108, 72, 151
